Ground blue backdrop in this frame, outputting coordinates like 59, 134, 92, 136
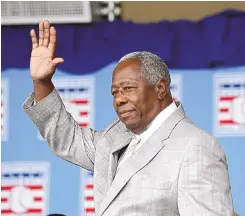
1, 9, 245, 216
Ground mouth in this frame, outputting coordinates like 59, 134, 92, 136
119, 109, 135, 118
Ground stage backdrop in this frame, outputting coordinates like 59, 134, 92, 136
1, 65, 245, 216
1, 9, 245, 216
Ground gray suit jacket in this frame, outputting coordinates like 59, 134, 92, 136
23, 89, 234, 216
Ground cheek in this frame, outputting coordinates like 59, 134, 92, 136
130, 95, 148, 114
139, 94, 156, 113
128, 94, 140, 107
113, 101, 120, 114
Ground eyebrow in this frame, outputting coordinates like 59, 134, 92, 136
111, 80, 138, 89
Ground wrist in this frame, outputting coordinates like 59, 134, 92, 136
32, 78, 53, 85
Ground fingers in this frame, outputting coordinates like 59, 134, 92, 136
43, 20, 50, 47
39, 21, 44, 46
48, 26, 56, 52
35, 20, 56, 54
30, 29, 38, 49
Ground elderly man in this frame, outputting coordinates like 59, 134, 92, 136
23, 21, 233, 216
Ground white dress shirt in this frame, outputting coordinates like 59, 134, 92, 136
117, 102, 178, 171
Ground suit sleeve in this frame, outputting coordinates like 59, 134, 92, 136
178, 134, 234, 216
23, 89, 102, 172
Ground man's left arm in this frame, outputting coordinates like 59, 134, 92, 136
178, 135, 234, 215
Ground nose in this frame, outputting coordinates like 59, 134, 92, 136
115, 91, 127, 106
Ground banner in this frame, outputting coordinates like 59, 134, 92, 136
1, 162, 50, 215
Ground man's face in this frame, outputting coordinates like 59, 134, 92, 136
111, 59, 160, 134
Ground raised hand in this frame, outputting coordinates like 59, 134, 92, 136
30, 20, 64, 82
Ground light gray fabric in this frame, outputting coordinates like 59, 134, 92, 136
23, 89, 234, 216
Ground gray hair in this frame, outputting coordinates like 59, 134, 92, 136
119, 51, 171, 89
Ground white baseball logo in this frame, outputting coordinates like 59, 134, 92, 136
9, 186, 33, 213
232, 95, 245, 124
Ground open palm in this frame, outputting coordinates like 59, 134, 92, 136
30, 21, 64, 82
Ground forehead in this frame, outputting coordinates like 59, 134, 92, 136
112, 59, 142, 82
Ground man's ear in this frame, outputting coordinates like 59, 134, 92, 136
156, 80, 168, 100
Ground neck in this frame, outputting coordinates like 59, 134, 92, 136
160, 95, 173, 111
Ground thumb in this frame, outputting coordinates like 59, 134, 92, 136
47, 58, 64, 74
52, 57, 64, 66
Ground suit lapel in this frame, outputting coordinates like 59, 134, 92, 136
107, 130, 133, 186
98, 103, 186, 216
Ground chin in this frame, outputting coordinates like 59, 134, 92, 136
118, 112, 140, 131
122, 120, 140, 133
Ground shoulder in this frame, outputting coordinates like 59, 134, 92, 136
100, 119, 127, 138
171, 117, 225, 158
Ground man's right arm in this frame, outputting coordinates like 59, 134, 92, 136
24, 20, 102, 171
23, 87, 102, 172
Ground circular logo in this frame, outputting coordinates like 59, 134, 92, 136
9, 186, 33, 213
232, 95, 245, 124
